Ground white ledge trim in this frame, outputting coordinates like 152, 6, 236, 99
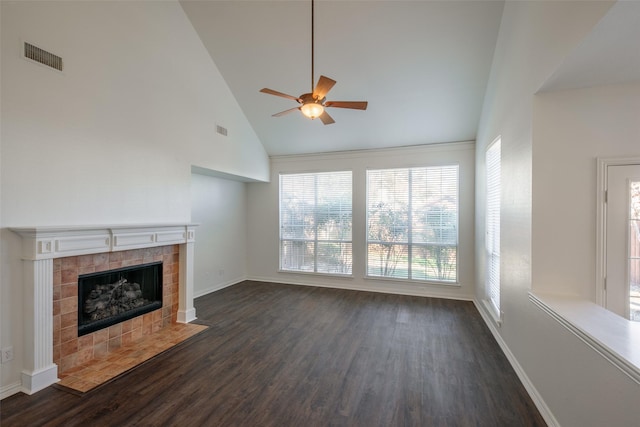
10, 224, 197, 260
529, 291, 640, 385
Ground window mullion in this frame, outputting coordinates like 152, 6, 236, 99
314, 174, 318, 273
408, 169, 413, 279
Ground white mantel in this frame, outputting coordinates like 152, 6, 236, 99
11, 224, 197, 260
11, 223, 198, 395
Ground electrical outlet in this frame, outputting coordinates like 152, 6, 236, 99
218, 269, 224, 277
1, 346, 14, 364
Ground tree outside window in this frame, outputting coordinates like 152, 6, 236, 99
280, 172, 352, 274
367, 166, 458, 282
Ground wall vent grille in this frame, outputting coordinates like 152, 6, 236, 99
24, 42, 63, 71
216, 125, 228, 136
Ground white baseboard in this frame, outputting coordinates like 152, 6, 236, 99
194, 276, 246, 298
246, 275, 474, 301
473, 299, 559, 427
177, 308, 197, 323
20, 365, 60, 395
0, 381, 23, 400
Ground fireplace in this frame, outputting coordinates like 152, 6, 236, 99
78, 261, 163, 336
10, 224, 198, 395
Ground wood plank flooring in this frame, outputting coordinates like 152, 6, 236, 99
1, 281, 546, 426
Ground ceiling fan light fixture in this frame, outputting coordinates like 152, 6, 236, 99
300, 102, 324, 119
259, 0, 366, 125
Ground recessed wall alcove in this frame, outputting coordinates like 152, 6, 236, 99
11, 224, 198, 395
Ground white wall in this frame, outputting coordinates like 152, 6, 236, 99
191, 172, 248, 297
533, 83, 640, 299
1, 1, 268, 229
475, 1, 640, 426
247, 143, 475, 300
0, 1, 268, 396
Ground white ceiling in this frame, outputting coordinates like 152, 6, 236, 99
180, 0, 505, 156
540, 0, 640, 92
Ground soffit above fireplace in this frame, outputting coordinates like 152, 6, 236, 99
10, 224, 197, 260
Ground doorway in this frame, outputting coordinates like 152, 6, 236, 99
599, 160, 640, 320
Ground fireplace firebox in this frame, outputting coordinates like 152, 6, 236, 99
78, 261, 163, 336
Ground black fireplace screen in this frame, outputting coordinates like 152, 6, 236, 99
77, 261, 163, 336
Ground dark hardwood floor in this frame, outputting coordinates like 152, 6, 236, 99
1, 281, 546, 426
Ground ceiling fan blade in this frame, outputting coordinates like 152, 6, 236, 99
325, 101, 368, 110
313, 75, 336, 100
319, 111, 335, 125
260, 88, 301, 103
272, 107, 301, 117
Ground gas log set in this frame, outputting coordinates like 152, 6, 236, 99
83, 277, 149, 321
78, 261, 163, 336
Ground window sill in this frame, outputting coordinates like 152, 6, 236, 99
364, 275, 461, 287
529, 291, 640, 384
278, 269, 353, 279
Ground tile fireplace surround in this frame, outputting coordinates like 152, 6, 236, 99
10, 224, 197, 395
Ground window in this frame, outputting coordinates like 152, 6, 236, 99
630, 181, 640, 321
366, 166, 458, 282
486, 138, 501, 314
279, 171, 352, 274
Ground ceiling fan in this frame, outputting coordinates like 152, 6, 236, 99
260, 0, 367, 125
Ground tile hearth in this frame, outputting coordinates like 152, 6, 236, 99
57, 322, 207, 393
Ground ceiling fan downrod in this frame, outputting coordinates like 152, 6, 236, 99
259, 0, 368, 124
311, 0, 315, 95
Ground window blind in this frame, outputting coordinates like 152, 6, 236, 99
366, 165, 458, 282
486, 139, 501, 313
280, 171, 352, 274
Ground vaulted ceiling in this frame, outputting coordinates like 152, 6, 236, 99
180, 1, 640, 156
181, 0, 505, 155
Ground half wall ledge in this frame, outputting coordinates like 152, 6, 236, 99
529, 291, 640, 385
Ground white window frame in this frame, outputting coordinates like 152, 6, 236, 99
279, 171, 353, 275
365, 165, 459, 284
596, 156, 640, 307
485, 137, 502, 323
